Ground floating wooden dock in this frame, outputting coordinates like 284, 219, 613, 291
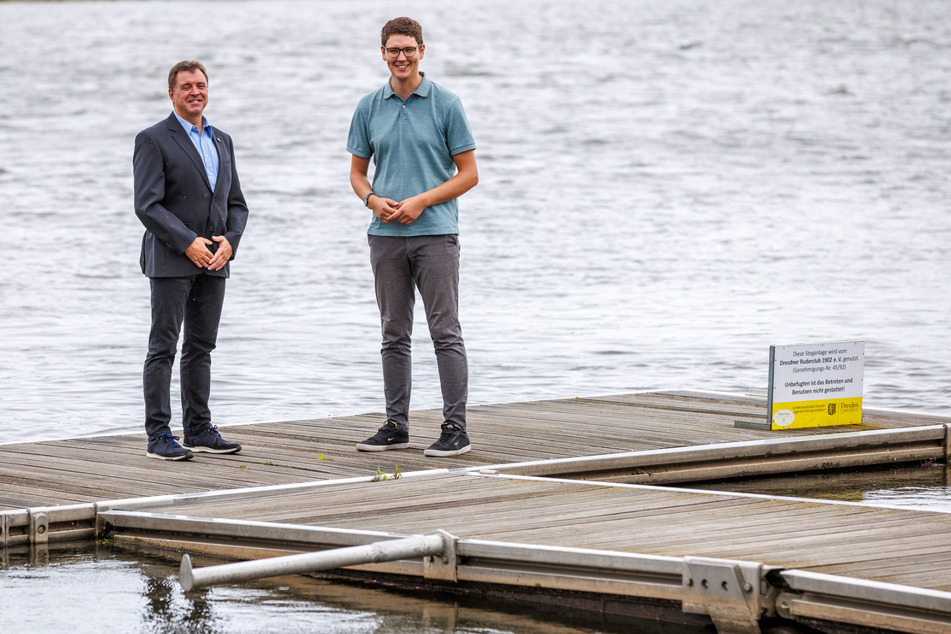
3, 392, 951, 633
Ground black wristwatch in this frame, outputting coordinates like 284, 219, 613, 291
363, 192, 374, 207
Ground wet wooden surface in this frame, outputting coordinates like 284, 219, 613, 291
1, 391, 945, 510
127, 469, 951, 591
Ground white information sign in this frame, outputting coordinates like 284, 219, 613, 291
767, 341, 865, 429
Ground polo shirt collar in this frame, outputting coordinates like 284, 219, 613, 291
383, 72, 432, 99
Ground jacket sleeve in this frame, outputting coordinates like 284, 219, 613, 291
133, 130, 197, 254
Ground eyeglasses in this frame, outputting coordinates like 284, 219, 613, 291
384, 46, 420, 59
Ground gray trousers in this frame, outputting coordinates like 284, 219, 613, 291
368, 234, 468, 431
144, 274, 225, 440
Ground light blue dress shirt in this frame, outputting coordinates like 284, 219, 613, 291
173, 111, 220, 191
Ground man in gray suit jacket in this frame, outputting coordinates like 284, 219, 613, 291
133, 60, 249, 461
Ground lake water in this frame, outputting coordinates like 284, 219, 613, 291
1, 546, 653, 633
1, 0, 948, 447
685, 463, 951, 512
1, 0, 949, 630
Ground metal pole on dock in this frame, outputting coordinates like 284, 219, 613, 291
179, 531, 451, 592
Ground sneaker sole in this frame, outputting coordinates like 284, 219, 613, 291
184, 445, 241, 454
424, 444, 471, 457
146, 451, 193, 461
356, 442, 410, 452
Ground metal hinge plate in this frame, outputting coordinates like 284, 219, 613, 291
423, 530, 458, 582
683, 557, 770, 634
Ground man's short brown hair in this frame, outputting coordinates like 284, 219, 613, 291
168, 60, 208, 91
381, 17, 423, 46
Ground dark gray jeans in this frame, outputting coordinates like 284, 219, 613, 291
368, 234, 468, 431
143, 274, 225, 440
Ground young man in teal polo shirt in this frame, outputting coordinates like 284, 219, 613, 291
347, 16, 479, 457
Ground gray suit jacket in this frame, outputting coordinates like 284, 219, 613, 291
133, 113, 249, 278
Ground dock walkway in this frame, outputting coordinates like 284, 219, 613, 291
3, 392, 951, 633
0, 392, 937, 509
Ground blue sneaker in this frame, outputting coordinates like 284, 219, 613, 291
147, 433, 194, 461
356, 420, 409, 452
183, 426, 242, 454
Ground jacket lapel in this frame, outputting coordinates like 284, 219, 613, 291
166, 113, 213, 191
213, 133, 227, 187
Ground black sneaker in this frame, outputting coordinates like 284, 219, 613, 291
146, 433, 194, 461
424, 423, 471, 457
356, 420, 409, 452
183, 426, 241, 454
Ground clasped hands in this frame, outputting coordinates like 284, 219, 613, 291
185, 235, 233, 270
370, 195, 425, 225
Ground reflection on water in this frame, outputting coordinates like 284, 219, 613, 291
0, 545, 695, 633
682, 464, 951, 512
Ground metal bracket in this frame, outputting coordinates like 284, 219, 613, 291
943, 424, 951, 461
28, 508, 49, 545
683, 557, 769, 634
423, 529, 458, 582
95, 503, 113, 539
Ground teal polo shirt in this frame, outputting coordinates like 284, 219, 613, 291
347, 74, 476, 236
